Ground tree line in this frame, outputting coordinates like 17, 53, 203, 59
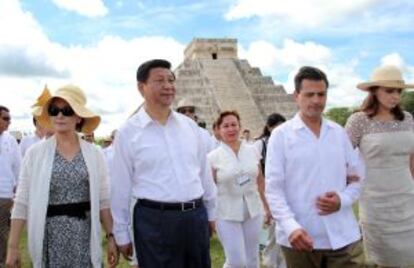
325, 91, 414, 126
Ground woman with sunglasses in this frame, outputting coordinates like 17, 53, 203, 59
208, 111, 269, 268
6, 85, 118, 268
345, 65, 414, 267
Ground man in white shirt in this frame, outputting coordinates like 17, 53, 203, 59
19, 117, 45, 157
265, 66, 363, 267
0, 105, 21, 266
111, 59, 217, 268
241, 128, 254, 144
176, 99, 216, 153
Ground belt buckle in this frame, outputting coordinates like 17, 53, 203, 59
181, 201, 196, 211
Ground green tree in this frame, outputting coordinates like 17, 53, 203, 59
325, 107, 353, 126
401, 91, 414, 114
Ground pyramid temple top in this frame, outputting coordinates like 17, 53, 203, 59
184, 38, 238, 60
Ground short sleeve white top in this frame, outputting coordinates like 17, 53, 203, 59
208, 140, 262, 221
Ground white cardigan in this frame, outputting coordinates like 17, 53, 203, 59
11, 136, 110, 268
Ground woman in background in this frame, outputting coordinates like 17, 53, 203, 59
208, 110, 269, 268
254, 113, 286, 268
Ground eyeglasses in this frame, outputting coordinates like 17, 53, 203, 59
178, 107, 195, 114
1, 116, 10, 122
48, 105, 75, 117
384, 88, 403, 95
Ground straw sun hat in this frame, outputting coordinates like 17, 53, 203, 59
31, 85, 52, 117
37, 85, 101, 133
357, 65, 414, 91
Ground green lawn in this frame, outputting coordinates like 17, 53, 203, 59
17, 231, 225, 267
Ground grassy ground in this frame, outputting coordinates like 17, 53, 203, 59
17, 231, 225, 267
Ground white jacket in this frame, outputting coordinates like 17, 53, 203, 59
11, 135, 110, 268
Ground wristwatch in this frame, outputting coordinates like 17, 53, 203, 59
106, 232, 114, 240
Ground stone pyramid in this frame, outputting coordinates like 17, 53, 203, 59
174, 38, 297, 135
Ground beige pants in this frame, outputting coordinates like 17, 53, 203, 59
0, 198, 13, 267
281, 240, 364, 268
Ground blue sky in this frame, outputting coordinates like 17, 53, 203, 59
1, 0, 414, 136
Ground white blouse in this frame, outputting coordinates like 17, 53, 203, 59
208, 141, 262, 221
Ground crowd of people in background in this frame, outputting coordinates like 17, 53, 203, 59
1, 60, 414, 268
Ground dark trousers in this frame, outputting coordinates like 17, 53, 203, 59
0, 198, 13, 267
133, 201, 211, 268
281, 240, 364, 268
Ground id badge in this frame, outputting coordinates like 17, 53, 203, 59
236, 174, 251, 186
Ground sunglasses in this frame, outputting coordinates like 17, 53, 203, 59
384, 88, 403, 95
1, 116, 11, 122
48, 105, 75, 117
178, 107, 195, 114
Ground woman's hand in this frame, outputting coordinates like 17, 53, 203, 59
6, 247, 21, 268
264, 209, 273, 226
107, 237, 119, 268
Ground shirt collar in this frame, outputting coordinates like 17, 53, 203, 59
132, 106, 177, 128
291, 112, 335, 131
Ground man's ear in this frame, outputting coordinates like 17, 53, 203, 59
137, 82, 144, 96
293, 90, 299, 101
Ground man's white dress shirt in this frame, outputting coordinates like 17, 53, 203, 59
199, 127, 215, 153
111, 109, 217, 245
0, 132, 21, 198
19, 134, 42, 157
265, 114, 362, 250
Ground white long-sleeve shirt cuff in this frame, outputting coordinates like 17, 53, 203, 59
280, 217, 302, 239
10, 202, 27, 220
204, 200, 216, 221
114, 228, 131, 246
338, 191, 353, 209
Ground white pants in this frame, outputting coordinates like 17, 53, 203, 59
217, 214, 262, 268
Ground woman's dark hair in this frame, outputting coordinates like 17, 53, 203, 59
215, 110, 241, 128
359, 86, 404, 121
76, 118, 85, 132
257, 113, 286, 139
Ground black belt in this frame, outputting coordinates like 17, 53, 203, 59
47, 201, 90, 219
137, 198, 203, 211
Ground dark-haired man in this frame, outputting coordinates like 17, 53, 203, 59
0, 106, 21, 266
265, 66, 364, 267
111, 59, 217, 267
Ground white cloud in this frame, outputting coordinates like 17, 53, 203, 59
239, 39, 366, 108
51, 0, 108, 17
381, 53, 407, 70
381, 53, 414, 83
226, 0, 379, 27
0, 0, 184, 136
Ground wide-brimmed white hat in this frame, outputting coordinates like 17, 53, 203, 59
37, 85, 101, 133
176, 98, 197, 111
357, 65, 414, 91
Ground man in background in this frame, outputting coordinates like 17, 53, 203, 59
0, 105, 21, 267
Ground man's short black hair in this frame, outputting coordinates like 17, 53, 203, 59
136, 59, 173, 82
294, 66, 329, 93
0, 105, 9, 113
